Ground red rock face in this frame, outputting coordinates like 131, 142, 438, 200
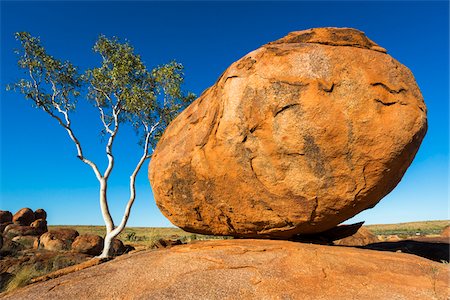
149, 27, 427, 238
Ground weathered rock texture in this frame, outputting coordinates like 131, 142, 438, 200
149, 27, 427, 238
1, 240, 447, 300
12, 208, 34, 226
39, 229, 79, 251
71, 234, 104, 256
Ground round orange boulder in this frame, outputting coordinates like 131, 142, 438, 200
34, 209, 47, 221
72, 234, 104, 256
149, 27, 427, 238
39, 228, 79, 251
13, 208, 35, 226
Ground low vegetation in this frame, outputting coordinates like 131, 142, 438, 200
366, 220, 449, 237
48, 226, 231, 249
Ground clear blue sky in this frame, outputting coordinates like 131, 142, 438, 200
1, 1, 448, 227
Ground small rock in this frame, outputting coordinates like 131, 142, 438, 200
386, 235, 401, 242
111, 239, 126, 256
34, 209, 47, 221
13, 208, 35, 226
334, 227, 379, 246
72, 234, 104, 256
0, 210, 13, 224
152, 237, 183, 249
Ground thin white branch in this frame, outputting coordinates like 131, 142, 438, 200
29, 70, 102, 181
98, 106, 113, 135
103, 105, 120, 179
110, 129, 152, 237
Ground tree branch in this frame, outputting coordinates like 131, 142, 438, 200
29, 70, 102, 181
110, 129, 152, 237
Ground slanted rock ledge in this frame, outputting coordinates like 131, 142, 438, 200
2, 240, 447, 299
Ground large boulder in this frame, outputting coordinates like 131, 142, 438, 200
12, 208, 35, 226
2, 240, 448, 300
34, 209, 47, 221
149, 27, 427, 238
39, 229, 79, 251
71, 234, 104, 256
0, 210, 12, 224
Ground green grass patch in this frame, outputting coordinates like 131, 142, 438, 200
366, 220, 449, 236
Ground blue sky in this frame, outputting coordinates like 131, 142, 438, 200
1, 1, 448, 227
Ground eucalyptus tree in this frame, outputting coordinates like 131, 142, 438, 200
8, 32, 195, 257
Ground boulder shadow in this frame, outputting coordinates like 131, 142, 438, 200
360, 240, 450, 263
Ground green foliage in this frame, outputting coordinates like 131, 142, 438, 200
9, 31, 194, 149
7, 32, 81, 114
84, 34, 194, 145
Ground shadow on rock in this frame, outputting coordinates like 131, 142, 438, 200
361, 240, 449, 263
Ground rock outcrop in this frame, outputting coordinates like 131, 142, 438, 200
149, 27, 427, 238
2, 240, 447, 300
1, 209, 51, 252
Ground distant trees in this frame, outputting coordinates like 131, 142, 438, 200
8, 32, 195, 257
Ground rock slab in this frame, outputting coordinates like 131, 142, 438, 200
1, 240, 447, 300
149, 27, 427, 238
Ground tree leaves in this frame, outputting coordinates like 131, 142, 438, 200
10, 32, 82, 115
9, 32, 195, 152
